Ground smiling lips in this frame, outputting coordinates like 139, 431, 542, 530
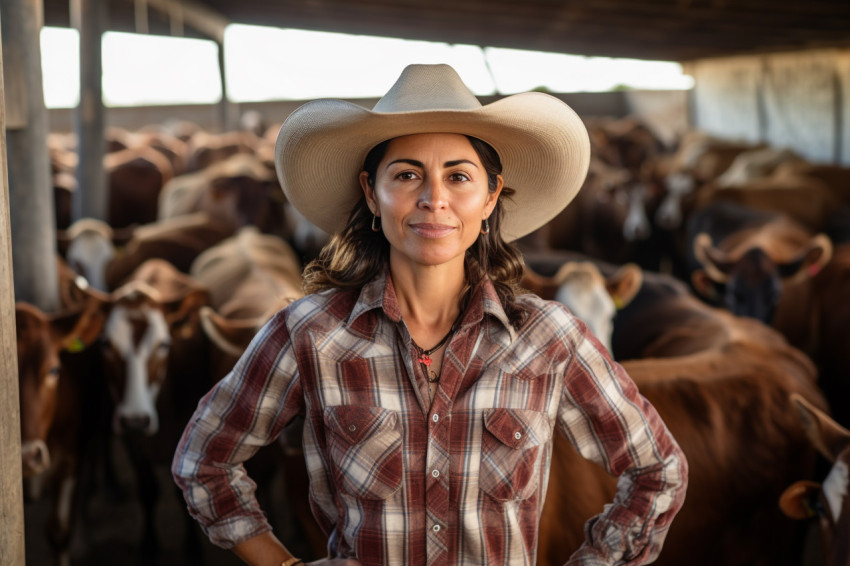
409, 222, 456, 239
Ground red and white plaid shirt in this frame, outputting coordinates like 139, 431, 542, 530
173, 270, 687, 565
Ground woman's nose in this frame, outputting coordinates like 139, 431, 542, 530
418, 177, 448, 210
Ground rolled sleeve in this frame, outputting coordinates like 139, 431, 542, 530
557, 313, 688, 565
171, 309, 304, 548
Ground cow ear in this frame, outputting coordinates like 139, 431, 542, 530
790, 393, 850, 462
781, 234, 833, 282
691, 269, 721, 302
692, 233, 731, 283
199, 306, 259, 357
779, 480, 821, 520
165, 288, 209, 330
49, 302, 107, 353
520, 267, 558, 301
606, 263, 642, 309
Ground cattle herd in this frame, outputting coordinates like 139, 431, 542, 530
15, 114, 850, 565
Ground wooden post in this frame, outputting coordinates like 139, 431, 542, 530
0, 8, 27, 566
71, 0, 107, 223
217, 39, 231, 132
1, 0, 60, 312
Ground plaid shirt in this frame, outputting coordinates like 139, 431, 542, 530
173, 270, 687, 565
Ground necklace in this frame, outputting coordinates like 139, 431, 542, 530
412, 327, 454, 383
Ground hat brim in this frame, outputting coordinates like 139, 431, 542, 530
275, 92, 590, 242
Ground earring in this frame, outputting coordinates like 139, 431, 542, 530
481, 218, 490, 235
371, 214, 381, 232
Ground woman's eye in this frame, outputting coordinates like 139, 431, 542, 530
396, 171, 417, 181
449, 172, 470, 182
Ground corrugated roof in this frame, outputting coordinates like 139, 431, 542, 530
43, 0, 850, 62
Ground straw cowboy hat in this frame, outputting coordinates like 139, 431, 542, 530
274, 63, 591, 242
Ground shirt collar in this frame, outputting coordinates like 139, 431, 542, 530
347, 269, 517, 342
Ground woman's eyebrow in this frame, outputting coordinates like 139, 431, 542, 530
385, 158, 479, 169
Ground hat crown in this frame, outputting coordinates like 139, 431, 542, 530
372, 64, 483, 113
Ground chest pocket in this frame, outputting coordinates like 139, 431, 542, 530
479, 408, 551, 502
324, 405, 404, 501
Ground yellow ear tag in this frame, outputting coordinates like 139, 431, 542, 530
66, 337, 85, 353
613, 295, 625, 310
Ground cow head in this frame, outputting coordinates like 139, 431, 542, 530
691, 232, 832, 323
780, 394, 850, 566
16, 300, 106, 480
102, 264, 208, 436
522, 262, 641, 353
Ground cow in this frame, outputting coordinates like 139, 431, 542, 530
537, 269, 828, 566
16, 295, 106, 566
779, 393, 850, 566
184, 130, 258, 172
105, 211, 237, 290
157, 152, 291, 242
773, 242, 850, 428
520, 258, 641, 354
188, 229, 327, 558
105, 145, 175, 229
100, 258, 211, 557
714, 146, 808, 188
189, 227, 304, 379
686, 201, 832, 324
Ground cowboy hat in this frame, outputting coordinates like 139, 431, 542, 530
274, 63, 590, 242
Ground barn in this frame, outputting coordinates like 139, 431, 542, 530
2, 1, 850, 565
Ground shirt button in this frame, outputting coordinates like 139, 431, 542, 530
514, 431, 522, 440
349, 425, 357, 432
432, 524, 441, 532
432, 469, 440, 478
432, 413, 439, 423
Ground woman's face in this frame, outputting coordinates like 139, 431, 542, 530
360, 133, 502, 270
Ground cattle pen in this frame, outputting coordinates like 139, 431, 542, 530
4, 0, 850, 565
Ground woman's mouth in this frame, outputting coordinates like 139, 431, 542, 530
409, 223, 456, 239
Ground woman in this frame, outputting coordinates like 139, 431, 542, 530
172, 64, 687, 566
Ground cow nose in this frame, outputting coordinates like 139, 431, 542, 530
119, 414, 152, 433
21, 440, 51, 477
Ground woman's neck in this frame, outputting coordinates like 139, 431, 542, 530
388, 253, 465, 342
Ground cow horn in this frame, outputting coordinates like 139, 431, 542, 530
786, 233, 833, 283
693, 233, 730, 283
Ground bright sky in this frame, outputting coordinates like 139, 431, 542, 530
40, 24, 694, 109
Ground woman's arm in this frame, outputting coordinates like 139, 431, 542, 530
557, 312, 688, 565
172, 309, 306, 550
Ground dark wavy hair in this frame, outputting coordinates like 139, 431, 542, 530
302, 135, 528, 329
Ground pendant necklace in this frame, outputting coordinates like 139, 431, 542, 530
413, 326, 454, 383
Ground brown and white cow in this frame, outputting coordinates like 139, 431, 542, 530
780, 393, 850, 566
16, 296, 106, 566
537, 270, 828, 566
101, 258, 210, 557
520, 259, 641, 354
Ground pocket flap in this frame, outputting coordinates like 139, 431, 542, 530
483, 408, 549, 450
324, 405, 396, 445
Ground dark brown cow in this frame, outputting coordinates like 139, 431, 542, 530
780, 394, 850, 566
774, 242, 850, 428
686, 201, 832, 323
101, 258, 211, 557
16, 296, 106, 566
537, 270, 828, 566
105, 211, 236, 290
105, 145, 175, 229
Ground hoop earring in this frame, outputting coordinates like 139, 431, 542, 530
481, 218, 490, 235
371, 215, 381, 232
